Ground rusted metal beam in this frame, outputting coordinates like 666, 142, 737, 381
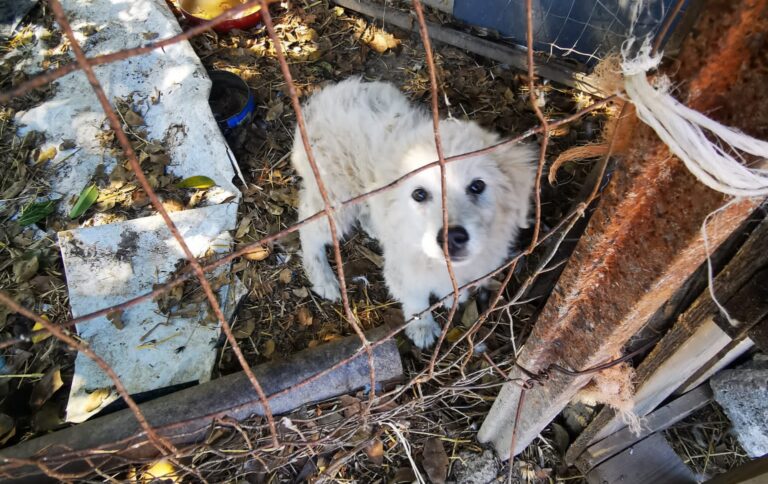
478, 0, 768, 459
569, 216, 768, 467
0, 327, 402, 483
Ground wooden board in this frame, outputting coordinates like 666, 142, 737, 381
590, 317, 734, 443
587, 433, 696, 484
579, 385, 712, 471
705, 456, 768, 484
676, 337, 754, 395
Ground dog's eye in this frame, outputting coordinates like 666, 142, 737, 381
468, 179, 486, 195
411, 188, 429, 202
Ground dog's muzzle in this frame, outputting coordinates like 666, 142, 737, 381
436, 226, 469, 260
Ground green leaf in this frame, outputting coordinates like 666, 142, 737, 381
69, 184, 99, 219
175, 176, 216, 189
18, 200, 58, 226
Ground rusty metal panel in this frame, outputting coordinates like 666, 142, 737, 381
478, 0, 768, 459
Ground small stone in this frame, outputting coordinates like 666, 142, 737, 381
450, 450, 499, 484
562, 402, 595, 436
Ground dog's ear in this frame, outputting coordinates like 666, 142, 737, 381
486, 134, 538, 229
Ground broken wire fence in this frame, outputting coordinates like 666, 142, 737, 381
0, 0, 681, 480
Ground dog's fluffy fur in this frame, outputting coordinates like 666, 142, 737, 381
291, 78, 536, 348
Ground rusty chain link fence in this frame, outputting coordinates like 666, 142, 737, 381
0, 0, 693, 481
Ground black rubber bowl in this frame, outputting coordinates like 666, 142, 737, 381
207, 70, 255, 135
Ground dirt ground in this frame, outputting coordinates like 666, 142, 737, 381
0, 1, 668, 482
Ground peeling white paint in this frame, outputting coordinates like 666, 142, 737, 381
59, 203, 241, 423
13, 0, 250, 423
14, 0, 240, 209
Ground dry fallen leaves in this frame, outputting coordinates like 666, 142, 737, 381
422, 437, 449, 484
243, 245, 270, 261
84, 387, 111, 413
122, 109, 144, 127
107, 310, 124, 330
354, 19, 400, 54
265, 100, 285, 122
279, 268, 292, 284
31, 318, 52, 344
234, 318, 256, 339
235, 214, 252, 239
263, 338, 276, 357
364, 438, 385, 466
297, 306, 313, 326
339, 394, 362, 418
460, 299, 479, 328
139, 459, 180, 483
446, 327, 464, 343
12, 252, 38, 283
36, 146, 57, 164
29, 366, 63, 409
392, 467, 417, 483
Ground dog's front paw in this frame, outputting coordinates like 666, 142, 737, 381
312, 280, 341, 302
405, 318, 441, 349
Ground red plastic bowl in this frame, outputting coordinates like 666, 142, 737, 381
179, 0, 263, 32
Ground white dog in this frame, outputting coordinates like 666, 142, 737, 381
291, 78, 536, 348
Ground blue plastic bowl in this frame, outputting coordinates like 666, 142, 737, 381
208, 70, 256, 135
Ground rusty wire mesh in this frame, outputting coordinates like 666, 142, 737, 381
0, 0, 686, 481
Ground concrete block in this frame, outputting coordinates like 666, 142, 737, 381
711, 366, 768, 458
15, 0, 240, 209
58, 203, 239, 422
0, 327, 404, 481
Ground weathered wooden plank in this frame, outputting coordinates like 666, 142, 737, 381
567, 216, 768, 463
406, 0, 453, 14
705, 456, 768, 484
747, 316, 768, 353
578, 385, 712, 471
676, 337, 754, 395
586, 433, 696, 484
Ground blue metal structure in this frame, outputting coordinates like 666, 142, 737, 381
452, 0, 687, 66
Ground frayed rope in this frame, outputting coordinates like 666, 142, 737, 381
621, 38, 768, 197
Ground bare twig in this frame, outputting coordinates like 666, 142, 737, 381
525, 0, 550, 253
256, 0, 377, 406
410, 0, 461, 378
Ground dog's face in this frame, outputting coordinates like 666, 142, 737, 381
401, 158, 502, 264
383, 123, 536, 265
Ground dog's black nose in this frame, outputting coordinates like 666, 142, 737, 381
436, 226, 470, 255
